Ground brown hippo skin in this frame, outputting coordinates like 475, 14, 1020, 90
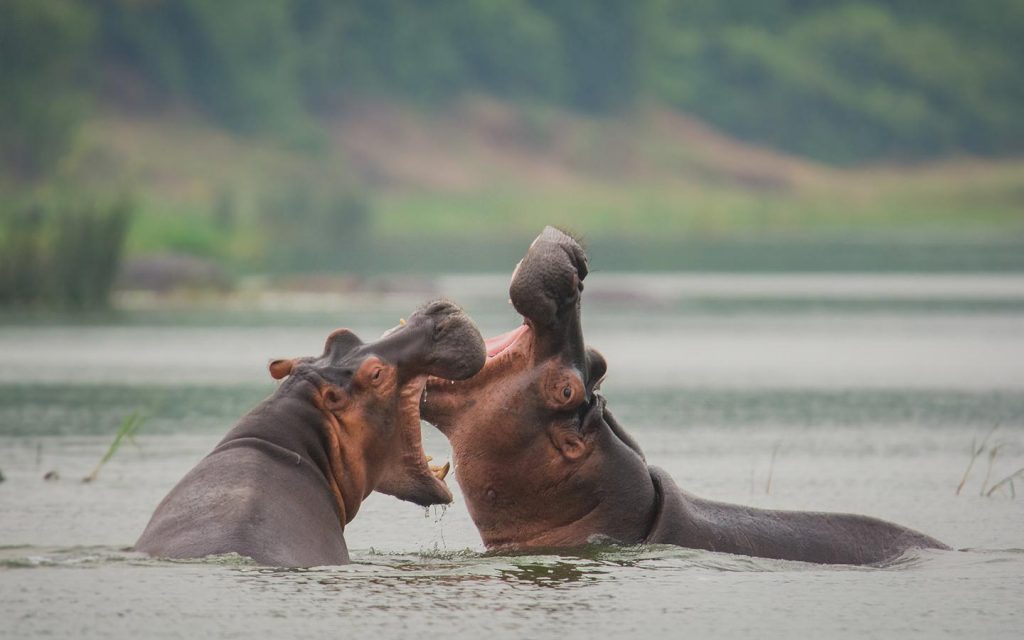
135, 300, 485, 567
421, 227, 950, 565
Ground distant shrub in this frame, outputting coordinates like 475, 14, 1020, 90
257, 181, 370, 272
0, 196, 134, 309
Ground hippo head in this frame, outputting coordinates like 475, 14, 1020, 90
422, 227, 638, 548
270, 300, 485, 516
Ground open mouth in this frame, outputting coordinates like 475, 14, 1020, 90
419, 321, 531, 429
425, 322, 530, 392
485, 323, 530, 358
396, 376, 454, 503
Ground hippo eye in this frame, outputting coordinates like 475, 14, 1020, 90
562, 386, 572, 399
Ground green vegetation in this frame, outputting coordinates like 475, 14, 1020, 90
1, 0, 1023, 283
257, 178, 370, 272
90, 0, 1024, 162
64, 108, 1023, 273
0, 195, 135, 308
5, 0, 1024, 166
956, 424, 1024, 499
82, 411, 146, 483
0, 0, 94, 181
650, 1, 1024, 162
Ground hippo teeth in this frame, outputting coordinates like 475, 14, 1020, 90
429, 461, 451, 481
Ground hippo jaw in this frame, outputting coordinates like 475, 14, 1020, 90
367, 300, 486, 506
421, 228, 623, 547
272, 300, 485, 514
422, 227, 601, 424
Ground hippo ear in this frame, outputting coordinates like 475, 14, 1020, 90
324, 328, 364, 361
269, 359, 295, 379
551, 424, 588, 461
584, 347, 607, 397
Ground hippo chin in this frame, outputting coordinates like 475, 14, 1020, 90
135, 300, 485, 567
421, 227, 949, 565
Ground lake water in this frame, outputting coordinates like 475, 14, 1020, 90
2, 273, 1023, 639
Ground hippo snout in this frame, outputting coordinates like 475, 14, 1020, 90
376, 299, 486, 380
509, 226, 588, 327
417, 299, 486, 380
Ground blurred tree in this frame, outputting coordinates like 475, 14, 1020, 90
290, 0, 465, 105
449, 0, 566, 101
532, 0, 654, 111
648, 0, 1024, 162
95, 0, 304, 132
0, 0, 95, 181
4, 0, 1022, 167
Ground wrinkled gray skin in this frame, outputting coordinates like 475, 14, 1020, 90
425, 227, 949, 565
135, 300, 485, 567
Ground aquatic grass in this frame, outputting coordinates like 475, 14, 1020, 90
980, 443, 1009, 497
984, 468, 1024, 498
765, 441, 781, 495
81, 411, 146, 483
956, 423, 1022, 499
955, 423, 999, 496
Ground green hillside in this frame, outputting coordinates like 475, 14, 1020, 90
2, 0, 1024, 294
5, 0, 1024, 179
68, 101, 1024, 273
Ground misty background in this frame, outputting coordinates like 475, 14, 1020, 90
2, 0, 1024, 309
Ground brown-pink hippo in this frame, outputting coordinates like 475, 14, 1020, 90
421, 227, 948, 565
136, 300, 485, 567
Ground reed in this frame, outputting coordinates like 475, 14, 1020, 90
765, 442, 781, 495
82, 411, 146, 483
985, 468, 1024, 498
955, 423, 998, 496
956, 423, 1022, 499
0, 195, 134, 309
979, 443, 1008, 497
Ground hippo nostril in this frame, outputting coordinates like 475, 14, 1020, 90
433, 322, 447, 341
424, 299, 458, 319
323, 388, 342, 407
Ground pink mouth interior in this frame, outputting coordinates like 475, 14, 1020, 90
485, 324, 528, 357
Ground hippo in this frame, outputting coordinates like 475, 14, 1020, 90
135, 300, 485, 567
422, 227, 949, 565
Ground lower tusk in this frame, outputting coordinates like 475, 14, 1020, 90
430, 461, 451, 481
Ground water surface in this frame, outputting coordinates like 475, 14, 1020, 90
2, 273, 1022, 638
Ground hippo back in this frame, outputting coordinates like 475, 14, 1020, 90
135, 437, 348, 567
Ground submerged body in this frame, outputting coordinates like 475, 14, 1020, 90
422, 227, 948, 564
135, 391, 353, 566
647, 467, 946, 564
136, 300, 484, 567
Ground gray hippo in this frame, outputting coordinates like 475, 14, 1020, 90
421, 227, 949, 564
136, 300, 485, 567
